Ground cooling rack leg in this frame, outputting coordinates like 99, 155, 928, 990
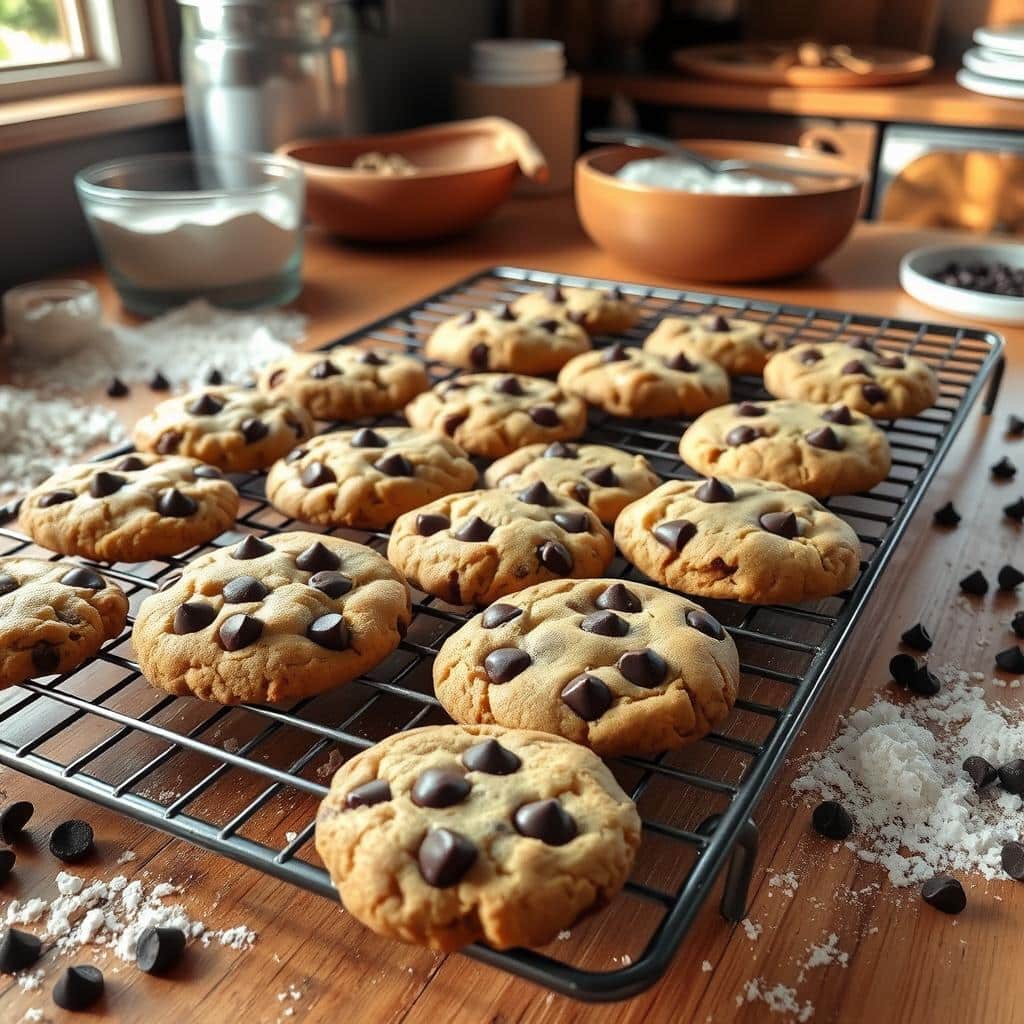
719, 819, 759, 923
984, 355, 1005, 415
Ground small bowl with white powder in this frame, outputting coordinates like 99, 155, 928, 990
575, 141, 864, 283
75, 152, 304, 316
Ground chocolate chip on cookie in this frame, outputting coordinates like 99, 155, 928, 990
511, 284, 640, 335
643, 315, 778, 376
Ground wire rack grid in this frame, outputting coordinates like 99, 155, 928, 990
0, 266, 1004, 1002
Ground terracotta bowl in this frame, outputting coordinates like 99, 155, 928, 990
277, 117, 547, 243
575, 142, 864, 283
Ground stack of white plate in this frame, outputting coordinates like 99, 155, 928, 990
958, 25, 1024, 99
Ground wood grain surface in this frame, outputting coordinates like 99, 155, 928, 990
0, 203, 1018, 1023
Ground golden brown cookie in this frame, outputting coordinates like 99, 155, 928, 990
615, 476, 861, 604
314, 723, 641, 951
643, 313, 780, 376
433, 578, 739, 756
510, 283, 641, 335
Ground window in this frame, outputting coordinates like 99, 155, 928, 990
0, 0, 155, 100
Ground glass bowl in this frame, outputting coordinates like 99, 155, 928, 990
75, 152, 304, 316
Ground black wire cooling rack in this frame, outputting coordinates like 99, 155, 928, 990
0, 267, 1005, 1002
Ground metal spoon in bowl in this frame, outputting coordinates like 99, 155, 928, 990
585, 128, 852, 183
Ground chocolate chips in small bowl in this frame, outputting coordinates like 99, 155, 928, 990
929, 259, 1024, 298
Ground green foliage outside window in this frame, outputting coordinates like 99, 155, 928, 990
0, 0, 62, 41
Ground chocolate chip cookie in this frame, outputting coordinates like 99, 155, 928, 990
314, 723, 641, 951
132, 531, 411, 704
483, 441, 661, 525
643, 313, 779, 377
0, 558, 128, 687
133, 386, 313, 473
424, 307, 590, 375
510, 283, 641, 335
387, 487, 614, 605
679, 399, 891, 497
404, 373, 587, 460
557, 344, 729, 419
763, 340, 939, 419
257, 347, 429, 421
434, 579, 739, 757
615, 477, 861, 604
20, 454, 239, 562
266, 427, 477, 530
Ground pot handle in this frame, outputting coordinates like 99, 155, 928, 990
471, 117, 549, 183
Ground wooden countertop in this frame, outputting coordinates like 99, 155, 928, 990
583, 67, 1024, 131
1, 201, 1020, 1023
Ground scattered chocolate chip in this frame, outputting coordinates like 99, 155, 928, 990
495, 303, 517, 322
806, 426, 844, 450
0, 928, 41, 973
665, 351, 697, 372
544, 442, 577, 458
654, 518, 697, 551
821, 404, 854, 425
60, 568, 105, 591
544, 284, 564, 302
307, 571, 352, 600
514, 799, 577, 846
1009, 415, 1024, 437
345, 779, 391, 809
418, 828, 477, 887
156, 430, 181, 454
602, 343, 629, 363
1001, 841, 1024, 881
0, 574, 17, 597
686, 609, 725, 640
596, 583, 640, 613
582, 465, 617, 490
38, 489, 75, 507
921, 874, 966, 914
481, 604, 522, 629
759, 511, 799, 538
0, 849, 14, 882
538, 318, 564, 334
529, 405, 560, 427
149, 371, 170, 391
993, 456, 1017, 480
1005, 497, 1024, 522
889, 653, 918, 687
222, 575, 269, 604
205, 368, 224, 385
442, 412, 468, 436
136, 926, 186, 974
232, 535, 272, 559
570, 483, 590, 505
295, 541, 340, 572
89, 471, 125, 498
561, 673, 613, 720
695, 477, 734, 503
416, 513, 450, 537
173, 601, 217, 635
800, 348, 824, 365
707, 314, 730, 332
31, 643, 59, 674
412, 768, 471, 808
301, 461, 336, 489
617, 648, 667, 688
847, 338, 875, 352
726, 425, 759, 446
933, 501, 961, 528
900, 623, 932, 651
193, 464, 222, 479
1000, 564, 1024, 591
862, 383, 888, 405
49, 819, 94, 863
106, 376, 129, 398
518, 481, 555, 506
157, 488, 198, 517
53, 964, 104, 1010
462, 739, 521, 775
309, 359, 339, 379
188, 393, 223, 416
841, 360, 870, 375
484, 647, 531, 683
219, 613, 263, 651
0, 802, 33, 843
240, 418, 268, 444
307, 612, 349, 650
494, 375, 525, 396
963, 755, 998, 789
453, 516, 494, 542
350, 427, 388, 448
811, 800, 853, 839
538, 540, 572, 574
1013, 611, 1024, 639
999, 759, 1024, 794
960, 570, 988, 595
996, 646, 1024, 673
877, 355, 906, 369
581, 610, 628, 637
115, 455, 147, 471
553, 511, 589, 533
909, 665, 941, 696
469, 343, 489, 369
374, 453, 414, 477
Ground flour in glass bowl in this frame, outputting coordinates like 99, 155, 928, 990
616, 156, 797, 195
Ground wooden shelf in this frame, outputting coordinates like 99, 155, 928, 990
582, 68, 1024, 131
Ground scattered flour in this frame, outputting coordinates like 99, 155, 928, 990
792, 664, 1024, 886
740, 918, 762, 942
738, 978, 814, 1022
768, 871, 799, 898
116, 850, 137, 866
22, 1011, 44, 1023
16, 969, 43, 991
701, 959, 713, 972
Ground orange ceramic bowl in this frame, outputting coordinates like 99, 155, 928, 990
278, 118, 546, 243
575, 142, 864, 283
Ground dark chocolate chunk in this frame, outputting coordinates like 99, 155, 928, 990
1004, 497, 1024, 523
350, 427, 388, 448
308, 571, 352, 598
484, 648, 531, 684
654, 518, 696, 551
173, 601, 217, 635
49, 819, 94, 863
665, 351, 697, 372
53, 964, 104, 1010
553, 510, 589, 533
481, 604, 521, 629
462, 739, 521, 775
736, 401, 766, 417
453, 516, 493, 542
1001, 841, 1024, 881
616, 648, 667, 688
0, 574, 17, 597
561, 673, 613, 720
960, 569, 988, 595
992, 456, 1017, 480
707, 314, 730, 333
821, 404, 854, 425
495, 303, 517, 322
345, 779, 391, 809
544, 442, 577, 458
841, 360, 870, 375
188, 393, 223, 416
583, 464, 618, 487
726, 425, 759, 446
107, 377, 129, 398
544, 284, 564, 302
999, 564, 1024, 591
156, 488, 198, 517
89, 471, 125, 498
416, 513, 450, 537
900, 623, 932, 652
800, 348, 824, 365
811, 800, 853, 840
805, 426, 844, 450
695, 477, 734, 503
0, 848, 14, 882
999, 759, 1024, 794
847, 338, 875, 352
686, 609, 725, 640
411, 768, 471, 809
38, 489, 75, 507
996, 646, 1024, 673
149, 371, 170, 392
538, 540, 572, 574
308, 358, 339, 379
361, 350, 388, 366
0, 928, 41, 973
602, 343, 629, 363
933, 501, 961, 528
240, 418, 268, 444
285, 448, 306, 464
232, 535, 272, 559
759, 511, 799, 538
31, 643, 59, 674
136, 926, 186, 975
374, 453, 414, 477
205, 368, 224, 385
889, 653, 918, 687
876, 355, 905, 369
156, 430, 181, 454
862, 383, 887, 405
222, 575, 269, 603
596, 583, 640, 613
0, 801, 33, 843
218, 613, 263, 651
306, 612, 349, 650
116, 455, 147, 471
60, 568, 105, 590
193, 464, 221, 479
962, 755, 997, 789
469, 343, 489, 369
513, 799, 577, 846
581, 610, 628, 637
537, 318, 563, 334
1013, 611, 1024, 639
570, 483, 590, 505
908, 665, 940, 696
494, 375, 525, 396
442, 412, 468, 436
1008, 415, 1024, 437
418, 828, 477, 887
301, 461, 336, 488
921, 874, 966, 914
517, 481, 555, 506
295, 541, 340, 572
528, 405, 560, 427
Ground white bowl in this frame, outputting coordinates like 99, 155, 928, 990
900, 243, 1024, 324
